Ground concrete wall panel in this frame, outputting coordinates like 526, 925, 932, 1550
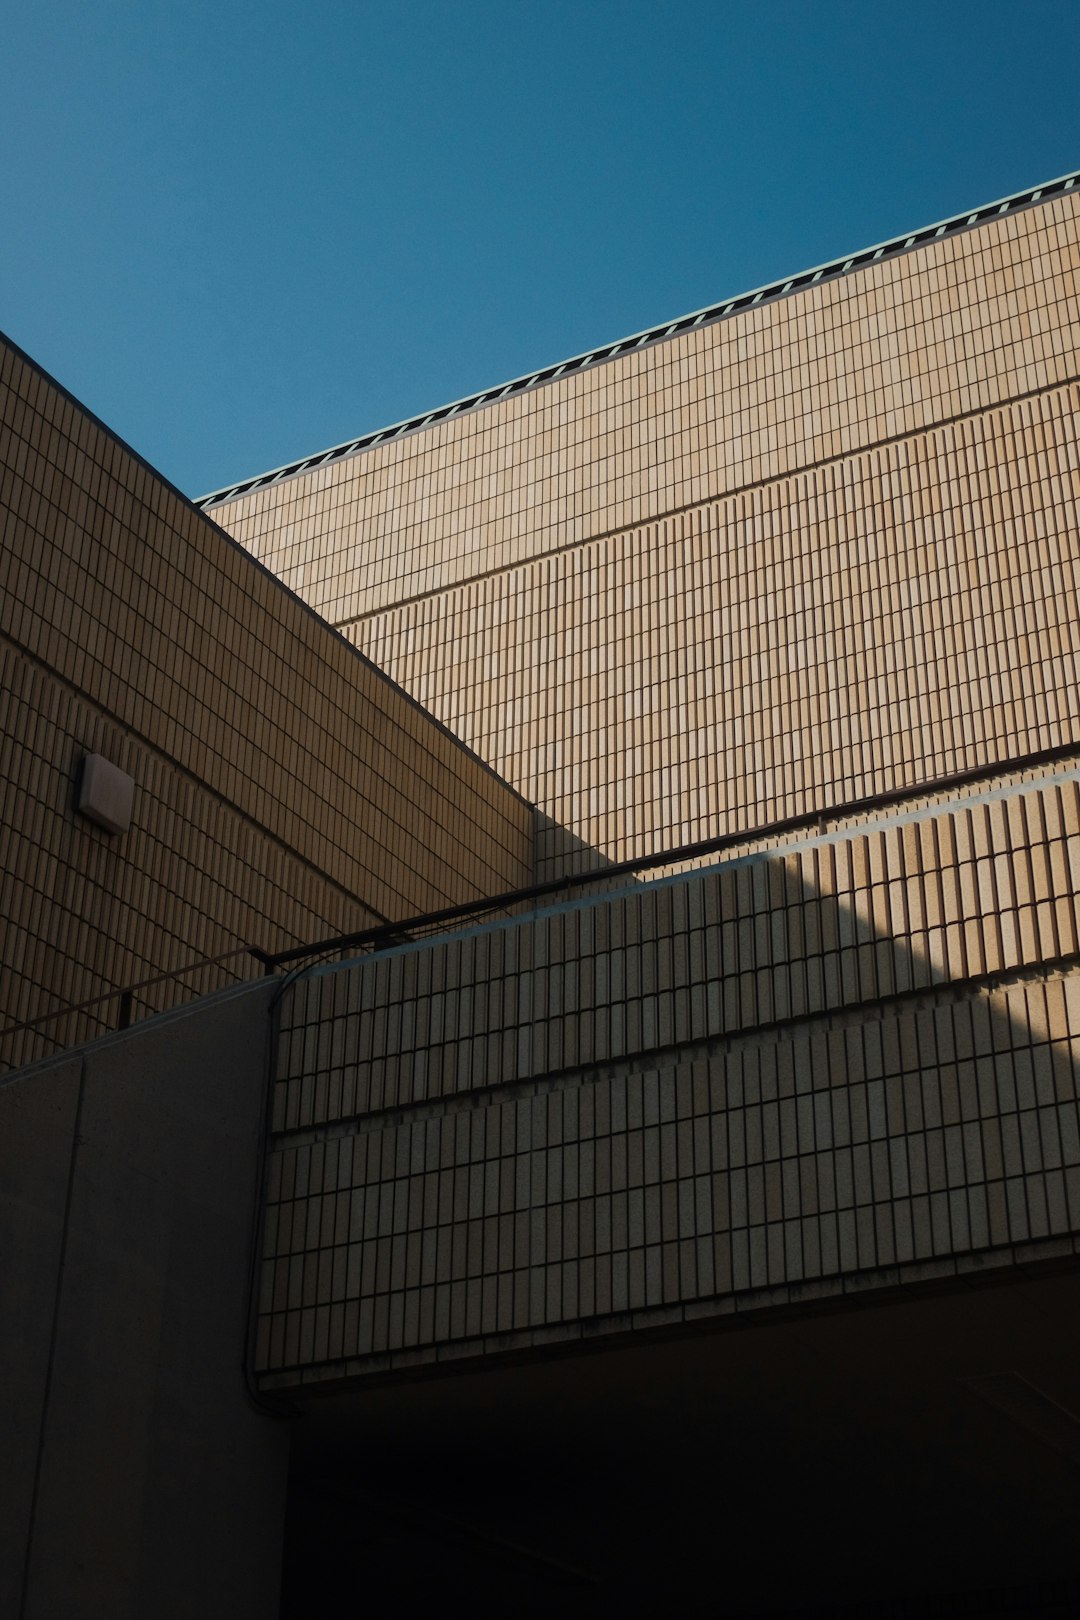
6, 983, 288, 1620
0, 1053, 82, 1619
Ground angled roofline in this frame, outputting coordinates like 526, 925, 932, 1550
0, 325, 535, 813
195, 167, 1080, 512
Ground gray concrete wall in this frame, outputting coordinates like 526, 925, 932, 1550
0, 979, 289, 1620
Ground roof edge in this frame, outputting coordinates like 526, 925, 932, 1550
0, 325, 536, 816
196, 167, 1080, 511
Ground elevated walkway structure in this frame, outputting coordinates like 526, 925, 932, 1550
8, 761, 1080, 1614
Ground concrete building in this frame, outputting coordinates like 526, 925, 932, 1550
4, 171, 1080, 1616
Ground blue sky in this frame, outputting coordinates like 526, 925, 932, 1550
3, 0, 1079, 498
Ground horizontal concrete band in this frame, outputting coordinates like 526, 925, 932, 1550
258, 1242, 1080, 1393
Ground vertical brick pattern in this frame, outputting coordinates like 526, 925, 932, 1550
211, 194, 1080, 877
255, 770, 1080, 1387
0, 641, 380, 1070
214, 194, 1080, 626
0, 338, 533, 1071
354, 383, 1080, 873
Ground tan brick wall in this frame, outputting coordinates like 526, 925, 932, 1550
210, 191, 1080, 875
211, 192, 1080, 622
0, 337, 533, 1071
256, 767, 1080, 1387
356, 381, 1080, 873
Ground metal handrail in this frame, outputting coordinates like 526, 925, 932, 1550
7, 737, 1080, 1042
0, 944, 263, 1043
251, 739, 1080, 970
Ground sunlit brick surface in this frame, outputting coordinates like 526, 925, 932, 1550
211, 191, 1080, 876
256, 768, 1080, 1386
358, 382, 1080, 874
213, 196, 1080, 622
0, 337, 533, 1071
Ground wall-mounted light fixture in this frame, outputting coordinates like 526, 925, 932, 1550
76, 753, 135, 835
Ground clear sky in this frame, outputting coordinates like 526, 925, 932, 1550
3, 0, 1079, 499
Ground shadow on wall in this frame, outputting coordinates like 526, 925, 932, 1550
274, 907, 1080, 1620
272, 795, 1080, 1616
261, 778, 1080, 1377
534, 807, 645, 888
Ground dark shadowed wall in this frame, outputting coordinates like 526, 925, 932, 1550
0, 978, 288, 1620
